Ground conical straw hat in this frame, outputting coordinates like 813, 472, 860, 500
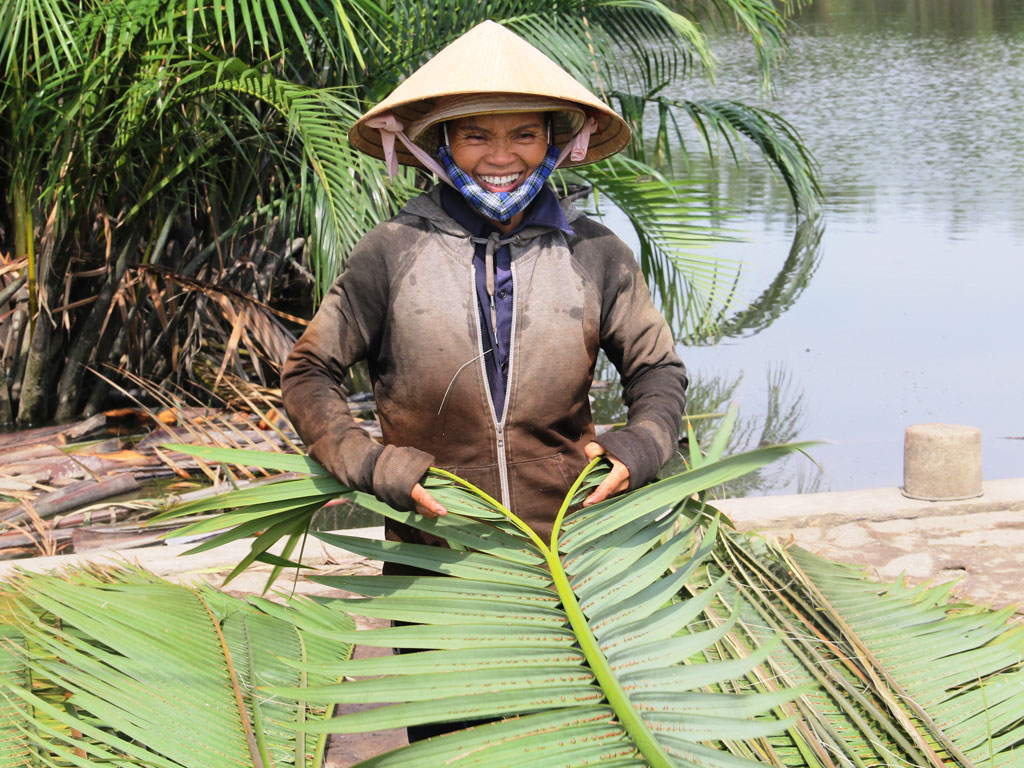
349, 21, 631, 169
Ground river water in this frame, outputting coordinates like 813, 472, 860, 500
650, 0, 1023, 493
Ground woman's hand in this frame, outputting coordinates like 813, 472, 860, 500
582, 442, 630, 506
411, 483, 447, 518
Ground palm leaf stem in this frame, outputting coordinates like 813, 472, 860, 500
782, 549, 979, 768
408, 464, 680, 766
549, 459, 677, 768
235, 607, 274, 768
429, 467, 545, 552
550, 455, 603, 546
715, 539, 929, 767
197, 590, 266, 768
12, 178, 36, 339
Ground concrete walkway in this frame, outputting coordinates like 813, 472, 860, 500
715, 477, 1024, 612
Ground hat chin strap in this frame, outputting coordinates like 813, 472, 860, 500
367, 112, 599, 182
556, 116, 597, 166
365, 113, 454, 184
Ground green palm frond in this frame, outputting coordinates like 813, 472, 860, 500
6, 426, 1024, 766
688, 0, 801, 86
0, 568, 353, 767
232, 443, 807, 767
695, 532, 1024, 768
787, 548, 1024, 767
0, 626, 34, 765
152, 436, 1024, 767
0, 0, 80, 81
571, 153, 744, 339
674, 97, 822, 214
151, 443, 349, 589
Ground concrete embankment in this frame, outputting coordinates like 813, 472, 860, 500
715, 477, 1024, 612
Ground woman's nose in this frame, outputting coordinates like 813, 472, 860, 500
485, 139, 515, 164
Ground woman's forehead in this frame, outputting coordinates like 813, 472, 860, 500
451, 112, 545, 132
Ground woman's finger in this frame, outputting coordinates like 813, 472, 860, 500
411, 483, 447, 518
582, 459, 630, 507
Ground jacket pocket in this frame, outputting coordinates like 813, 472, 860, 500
506, 453, 576, 536
436, 463, 501, 504
507, 452, 573, 496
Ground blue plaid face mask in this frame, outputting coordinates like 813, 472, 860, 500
436, 143, 561, 224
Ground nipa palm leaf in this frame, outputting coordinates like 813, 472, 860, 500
787, 547, 1024, 768
0, 568, 353, 767
246, 444, 813, 767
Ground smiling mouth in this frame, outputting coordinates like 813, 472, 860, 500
479, 172, 522, 189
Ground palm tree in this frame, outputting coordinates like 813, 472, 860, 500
0, 0, 819, 426
2, 439, 1022, 766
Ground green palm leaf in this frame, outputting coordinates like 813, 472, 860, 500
0, 569, 353, 767
570, 153, 743, 339
7, 428, 1024, 767
241, 444, 809, 767
786, 548, 1024, 767
687, 529, 1024, 768
173, 439, 1024, 767
0, 626, 35, 766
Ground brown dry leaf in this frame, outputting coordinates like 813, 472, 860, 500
145, 272, 169, 329
86, 450, 149, 464
103, 407, 148, 421
258, 407, 282, 430
0, 257, 28, 278
244, 305, 296, 368
164, 480, 202, 491
212, 295, 246, 391
152, 446, 194, 480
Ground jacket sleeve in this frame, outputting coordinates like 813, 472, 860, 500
280, 235, 433, 511
592, 237, 688, 489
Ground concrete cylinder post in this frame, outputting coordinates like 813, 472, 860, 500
903, 423, 983, 501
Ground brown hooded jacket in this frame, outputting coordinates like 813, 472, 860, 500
281, 186, 687, 540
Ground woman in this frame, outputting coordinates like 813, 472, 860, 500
281, 21, 687, 543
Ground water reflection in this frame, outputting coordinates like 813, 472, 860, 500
799, 0, 1024, 37
695, 216, 824, 343
682, 0, 1024, 233
672, 0, 1024, 491
680, 366, 824, 497
592, 357, 821, 496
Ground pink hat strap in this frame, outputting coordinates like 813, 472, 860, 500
556, 116, 598, 168
365, 112, 454, 186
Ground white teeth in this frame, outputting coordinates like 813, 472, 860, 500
480, 173, 520, 185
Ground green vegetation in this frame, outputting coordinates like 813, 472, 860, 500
0, 568, 353, 766
0, 0, 819, 426
1, 433, 1022, 765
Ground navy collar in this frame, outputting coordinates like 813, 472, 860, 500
440, 183, 574, 239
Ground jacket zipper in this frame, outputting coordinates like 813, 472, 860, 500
472, 261, 516, 509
